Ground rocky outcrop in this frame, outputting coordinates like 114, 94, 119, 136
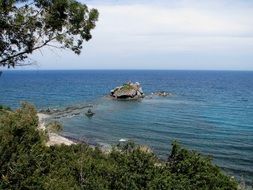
110, 82, 144, 100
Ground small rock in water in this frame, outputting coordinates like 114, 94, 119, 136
154, 91, 172, 97
119, 139, 127, 142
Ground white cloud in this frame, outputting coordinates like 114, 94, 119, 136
89, 2, 253, 53
31, 0, 253, 70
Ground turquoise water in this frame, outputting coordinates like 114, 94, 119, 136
0, 70, 252, 183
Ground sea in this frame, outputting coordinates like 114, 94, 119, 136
0, 70, 252, 184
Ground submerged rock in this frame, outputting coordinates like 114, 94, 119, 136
154, 91, 172, 97
110, 82, 145, 100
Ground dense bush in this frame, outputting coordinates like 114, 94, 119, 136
0, 104, 238, 189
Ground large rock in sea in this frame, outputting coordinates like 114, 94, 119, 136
110, 82, 145, 100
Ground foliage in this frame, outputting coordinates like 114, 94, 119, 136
0, 103, 238, 189
167, 141, 238, 189
0, 0, 99, 67
46, 120, 63, 133
0, 103, 45, 189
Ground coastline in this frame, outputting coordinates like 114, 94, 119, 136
37, 113, 111, 154
37, 113, 76, 146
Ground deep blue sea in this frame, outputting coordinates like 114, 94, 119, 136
0, 70, 253, 183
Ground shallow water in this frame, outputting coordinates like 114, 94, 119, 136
0, 70, 252, 183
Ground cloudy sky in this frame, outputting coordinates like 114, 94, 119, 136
31, 0, 253, 70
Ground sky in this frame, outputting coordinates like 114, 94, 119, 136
28, 0, 253, 70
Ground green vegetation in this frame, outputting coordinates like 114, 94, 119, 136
0, 103, 238, 189
122, 84, 135, 90
46, 121, 63, 133
0, 0, 99, 67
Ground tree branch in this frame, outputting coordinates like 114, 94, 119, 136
0, 37, 56, 64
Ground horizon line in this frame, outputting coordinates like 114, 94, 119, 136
1, 69, 253, 72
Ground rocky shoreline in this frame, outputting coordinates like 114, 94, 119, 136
38, 113, 76, 146
38, 113, 106, 148
39, 104, 93, 119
